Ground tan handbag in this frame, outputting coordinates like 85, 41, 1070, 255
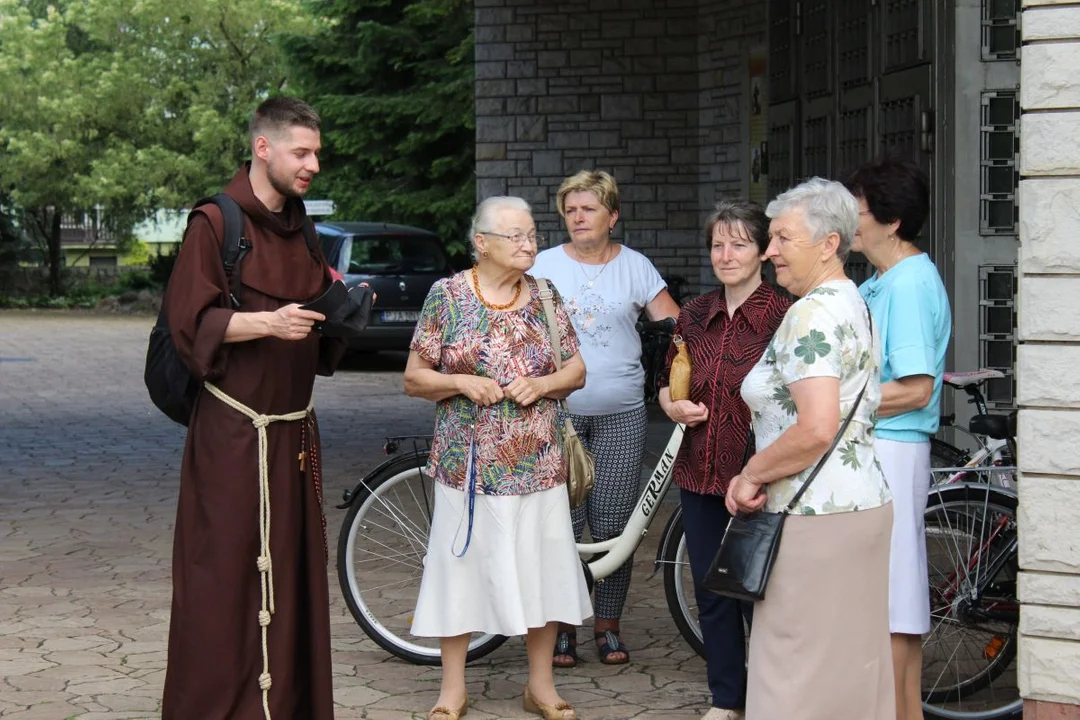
535, 278, 595, 508
668, 334, 692, 401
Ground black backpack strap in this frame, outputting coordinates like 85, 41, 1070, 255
300, 219, 319, 254
187, 193, 249, 309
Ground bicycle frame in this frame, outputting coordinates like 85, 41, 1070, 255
934, 457, 1014, 488
576, 424, 685, 584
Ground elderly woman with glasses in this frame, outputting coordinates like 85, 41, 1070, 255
531, 169, 680, 668
727, 178, 895, 719
404, 196, 591, 720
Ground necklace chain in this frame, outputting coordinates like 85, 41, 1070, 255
574, 243, 614, 288
471, 266, 522, 310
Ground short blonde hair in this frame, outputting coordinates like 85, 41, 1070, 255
556, 170, 620, 218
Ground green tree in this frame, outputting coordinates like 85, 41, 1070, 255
0, 0, 313, 295
0, 193, 27, 275
285, 0, 475, 256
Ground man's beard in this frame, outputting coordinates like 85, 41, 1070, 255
268, 165, 307, 199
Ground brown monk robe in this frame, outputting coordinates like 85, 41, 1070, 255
162, 168, 345, 720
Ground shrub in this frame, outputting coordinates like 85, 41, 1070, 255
149, 250, 177, 287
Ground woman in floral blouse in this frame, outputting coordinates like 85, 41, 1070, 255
404, 196, 591, 720
658, 200, 790, 720
728, 178, 895, 719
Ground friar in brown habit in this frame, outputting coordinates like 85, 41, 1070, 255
162, 97, 344, 720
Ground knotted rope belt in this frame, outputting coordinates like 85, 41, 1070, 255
204, 382, 316, 720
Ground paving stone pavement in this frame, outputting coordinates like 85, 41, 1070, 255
0, 311, 709, 720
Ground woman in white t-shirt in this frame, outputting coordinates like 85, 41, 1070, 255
531, 170, 680, 667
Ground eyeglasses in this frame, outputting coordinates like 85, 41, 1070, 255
481, 231, 548, 248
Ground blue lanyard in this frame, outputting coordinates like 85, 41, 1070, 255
451, 435, 478, 558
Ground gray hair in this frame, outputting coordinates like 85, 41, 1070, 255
765, 177, 859, 262
468, 196, 533, 262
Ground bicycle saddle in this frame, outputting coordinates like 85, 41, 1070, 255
968, 412, 1015, 440
944, 368, 1004, 388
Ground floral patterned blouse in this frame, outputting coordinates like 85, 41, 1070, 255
741, 280, 890, 515
410, 272, 580, 496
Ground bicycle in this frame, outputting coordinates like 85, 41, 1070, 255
335, 416, 698, 665
918, 369, 1020, 720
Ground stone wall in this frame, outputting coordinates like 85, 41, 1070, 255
474, 0, 765, 296
1017, 0, 1080, 714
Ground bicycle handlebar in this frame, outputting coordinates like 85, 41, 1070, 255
636, 317, 676, 334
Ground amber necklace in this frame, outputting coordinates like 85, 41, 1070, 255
471, 266, 522, 310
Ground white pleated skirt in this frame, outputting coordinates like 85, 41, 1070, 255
410, 481, 593, 638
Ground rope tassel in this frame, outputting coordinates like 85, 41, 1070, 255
204, 383, 313, 720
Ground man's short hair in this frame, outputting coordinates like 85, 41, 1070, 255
248, 97, 321, 142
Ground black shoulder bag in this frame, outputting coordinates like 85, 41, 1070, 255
703, 304, 873, 602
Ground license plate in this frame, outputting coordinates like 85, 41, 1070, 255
381, 310, 419, 323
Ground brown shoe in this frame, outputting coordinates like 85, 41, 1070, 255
524, 686, 576, 720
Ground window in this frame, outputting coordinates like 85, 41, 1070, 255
344, 235, 448, 275
982, 0, 1020, 61
980, 91, 1018, 235
979, 265, 1016, 407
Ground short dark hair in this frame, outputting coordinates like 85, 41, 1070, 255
704, 199, 769, 255
248, 97, 321, 141
843, 158, 929, 243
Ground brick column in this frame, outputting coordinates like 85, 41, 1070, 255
1017, 1, 1080, 717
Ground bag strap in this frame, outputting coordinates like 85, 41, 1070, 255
783, 301, 874, 514
187, 195, 321, 309
299, 218, 321, 256
187, 193, 249, 309
535, 277, 575, 419
536, 277, 562, 370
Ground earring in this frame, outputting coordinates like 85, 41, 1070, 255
482, 250, 489, 258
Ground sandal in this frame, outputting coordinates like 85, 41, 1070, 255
428, 693, 468, 720
524, 686, 576, 720
552, 630, 578, 668
594, 630, 630, 665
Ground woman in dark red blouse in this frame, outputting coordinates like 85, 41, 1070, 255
659, 200, 790, 720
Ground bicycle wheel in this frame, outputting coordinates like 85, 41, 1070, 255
922, 484, 1021, 720
336, 452, 507, 665
659, 508, 706, 658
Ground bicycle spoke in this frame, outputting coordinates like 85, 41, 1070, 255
357, 510, 428, 559
351, 536, 425, 570
362, 479, 431, 550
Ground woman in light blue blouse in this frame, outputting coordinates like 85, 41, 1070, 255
845, 158, 952, 720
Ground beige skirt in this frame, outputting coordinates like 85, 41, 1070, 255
746, 502, 895, 720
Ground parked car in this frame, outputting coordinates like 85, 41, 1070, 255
315, 221, 453, 352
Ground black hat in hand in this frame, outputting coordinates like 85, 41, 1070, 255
301, 281, 375, 338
